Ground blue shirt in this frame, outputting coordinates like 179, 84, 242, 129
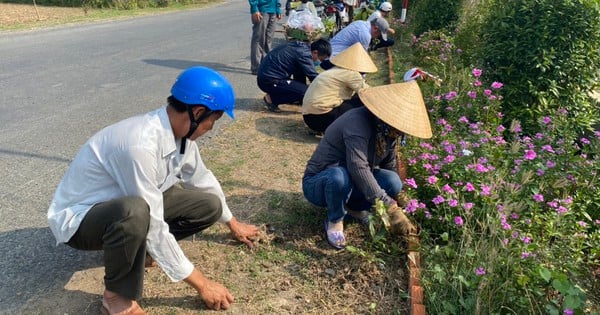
329, 20, 371, 56
249, 0, 281, 14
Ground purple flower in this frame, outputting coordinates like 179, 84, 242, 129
467, 91, 477, 99
491, 81, 503, 89
521, 252, 531, 259
405, 178, 418, 189
473, 80, 482, 87
522, 236, 531, 244
480, 184, 491, 196
427, 176, 438, 184
496, 125, 506, 133
557, 206, 568, 215
542, 116, 552, 124
524, 150, 537, 160
546, 160, 556, 168
475, 267, 486, 276
442, 184, 455, 194
432, 195, 445, 205
581, 137, 591, 145
463, 202, 474, 210
458, 116, 469, 123
564, 309, 574, 315
444, 91, 458, 101
454, 216, 464, 226
406, 199, 419, 213
541, 145, 555, 153
472, 68, 482, 77
533, 194, 544, 202
465, 182, 475, 192
595, 131, 600, 139
448, 199, 459, 207
484, 89, 492, 96
578, 221, 587, 227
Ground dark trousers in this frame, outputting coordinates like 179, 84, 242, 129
67, 185, 222, 300
371, 37, 395, 51
257, 75, 309, 106
303, 97, 363, 132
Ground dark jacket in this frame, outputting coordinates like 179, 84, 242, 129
257, 41, 319, 83
303, 107, 398, 205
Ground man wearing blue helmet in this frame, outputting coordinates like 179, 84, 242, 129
47, 67, 259, 314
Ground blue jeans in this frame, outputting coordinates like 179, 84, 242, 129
302, 167, 403, 223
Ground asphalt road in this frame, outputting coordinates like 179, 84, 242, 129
0, 2, 285, 312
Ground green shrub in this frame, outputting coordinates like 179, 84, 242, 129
477, 0, 600, 135
411, 0, 462, 36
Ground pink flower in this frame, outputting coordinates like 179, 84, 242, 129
472, 68, 482, 77
442, 184, 455, 194
521, 252, 531, 259
578, 221, 587, 227
491, 81, 503, 89
465, 182, 475, 192
522, 236, 531, 244
480, 184, 491, 196
533, 194, 544, 202
454, 216, 464, 226
448, 199, 458, 207
496, 125, 506, 133
475, 267, 486, 276
581, 137, 591, 145
458, 116, 469, 123
427, 176, 438, 184
473, 80, 482, 87
564, 309, 574, 315
406, 199, 419, 213
405, 178, 418, 189
463, 202, 474, 210
484, 89, 492, 96
524, 150, 537, 160
467, 91, 477, 99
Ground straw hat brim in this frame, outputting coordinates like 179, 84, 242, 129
330, 42, 377, 73
358, 81, 433, 138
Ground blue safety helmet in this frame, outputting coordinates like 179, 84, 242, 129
170, 66, 236, 119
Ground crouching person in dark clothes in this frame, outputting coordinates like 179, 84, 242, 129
302, 81, 432, 249
47, 67, 260, 314
257, 38, 331, 112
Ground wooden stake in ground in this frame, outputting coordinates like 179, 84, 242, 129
32, 0, 41, 20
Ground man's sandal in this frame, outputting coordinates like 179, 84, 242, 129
325, 220, 346, 250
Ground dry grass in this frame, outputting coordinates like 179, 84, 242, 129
137, 101, 409, 314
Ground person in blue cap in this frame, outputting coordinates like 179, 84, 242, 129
47, 67, 260, 314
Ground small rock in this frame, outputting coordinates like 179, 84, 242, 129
325, 268, 336, 277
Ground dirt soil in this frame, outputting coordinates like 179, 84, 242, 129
3, 5, 409, 314
0, 3, 88, 27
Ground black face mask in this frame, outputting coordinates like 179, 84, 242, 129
180, 106, 215, 154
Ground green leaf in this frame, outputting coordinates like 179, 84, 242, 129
539, 266, 552, 282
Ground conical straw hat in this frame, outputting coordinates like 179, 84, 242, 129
358, 81, 433, 138
329, 43, 377, 73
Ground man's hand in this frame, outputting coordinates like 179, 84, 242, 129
276, 13, 282, 20
226, 217, 260, 248
185, 269, 234, 311
251, 12, 263, 23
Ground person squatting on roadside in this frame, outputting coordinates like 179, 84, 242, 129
257, 38, 331, 112
249, 0, 282, 75
301, 42, 376, 133
367, 2, 395, 50
302, 81, 433, 249
47, 67, 260, 314
319, 17, 389, 70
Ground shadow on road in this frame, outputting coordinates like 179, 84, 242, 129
143, 58, 252, 75
0, 227, 102, 313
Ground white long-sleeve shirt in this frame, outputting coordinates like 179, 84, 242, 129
47, 106, 233, 282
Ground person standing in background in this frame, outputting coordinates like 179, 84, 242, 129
249, 0, 283, 75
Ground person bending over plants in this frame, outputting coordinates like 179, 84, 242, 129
302, 81, 432, 249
